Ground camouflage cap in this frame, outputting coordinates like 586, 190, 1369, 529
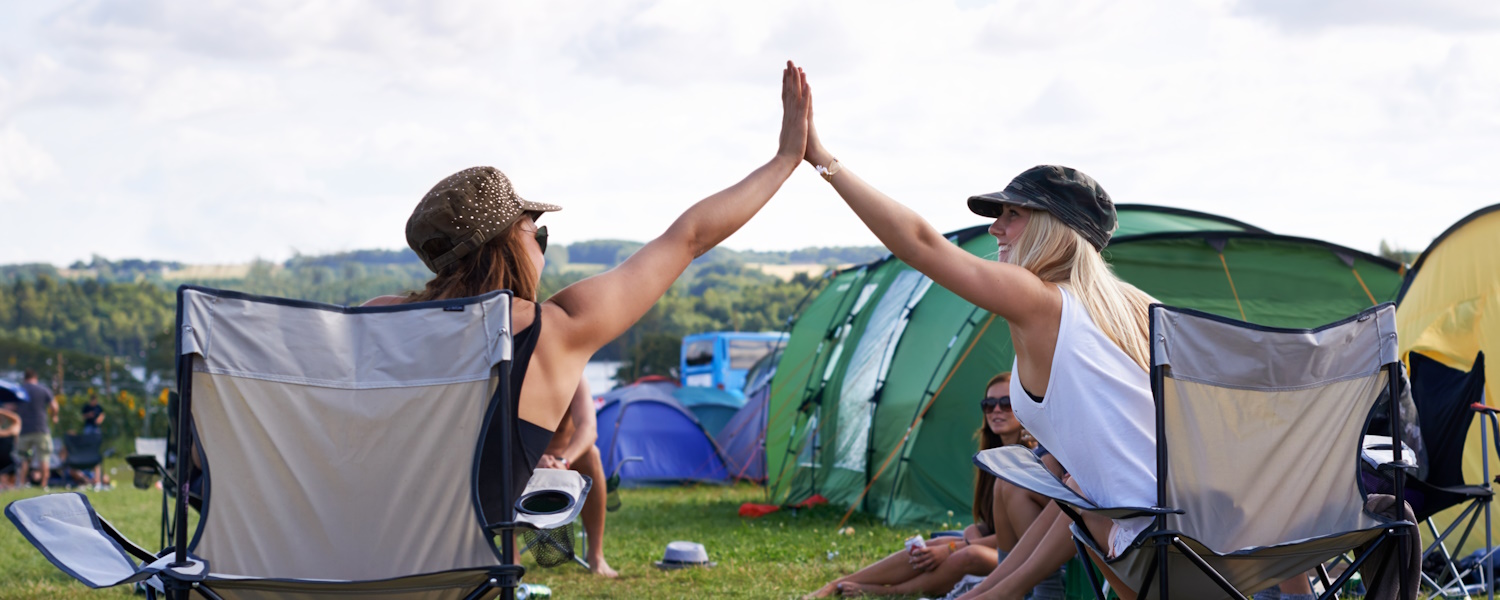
406, 166, 562, 273
967, 165, 1116, 251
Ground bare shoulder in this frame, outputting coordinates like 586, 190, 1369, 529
361, 295, 406, 307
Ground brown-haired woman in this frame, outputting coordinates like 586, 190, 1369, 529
804, 372, 1064, 598
366, 62, 810, 522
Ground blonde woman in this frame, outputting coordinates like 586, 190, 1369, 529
798, 72, 1157, 600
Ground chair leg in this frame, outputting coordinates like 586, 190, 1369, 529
1168, 536, 1247, 600
1398, 525, 1415, 597
1075, 537, 1108, 600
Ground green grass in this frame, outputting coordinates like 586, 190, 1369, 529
1, 460, 940, 599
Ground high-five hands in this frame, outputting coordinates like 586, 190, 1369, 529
777, 61, 811, 163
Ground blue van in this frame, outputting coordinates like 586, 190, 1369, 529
680, 332, 788, 399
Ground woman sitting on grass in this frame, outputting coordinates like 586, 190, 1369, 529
804, 372, 1064, 598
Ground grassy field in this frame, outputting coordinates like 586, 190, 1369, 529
1, 458, 946, 599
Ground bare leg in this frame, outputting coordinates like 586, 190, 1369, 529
804, 548, 925, 599
844, 544, 1000, 597
956, 500, 1066, 600
574, 446, 616, 577
1061, 477, 1136, 600
991, 479, 1048, 552
39, 456, 50, 490
964, 509, 1082, 600
1279, 572, 1313, 594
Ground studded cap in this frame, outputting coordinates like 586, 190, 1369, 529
967, 165, 1117, 251
406, 166, 562, 273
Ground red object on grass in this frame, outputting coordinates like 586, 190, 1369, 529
794, 494, 828, 508
739, 503, 781, 518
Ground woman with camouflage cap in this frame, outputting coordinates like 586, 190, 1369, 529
366, 62, 811, 524
797, 68, 1160, 600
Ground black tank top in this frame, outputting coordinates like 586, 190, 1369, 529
477, 304, 556, 526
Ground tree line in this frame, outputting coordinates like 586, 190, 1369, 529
1, 242, 879, 395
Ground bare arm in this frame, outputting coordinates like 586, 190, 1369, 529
800, 76, 1053, 327
1042, 453, 1064, 480
546, 62, 809, 354
0, 407, 19, 437
554, 379, 598, 465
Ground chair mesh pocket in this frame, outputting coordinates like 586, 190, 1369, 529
523, 523, 576, 568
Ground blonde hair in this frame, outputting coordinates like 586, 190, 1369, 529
1008, 211, 1156, 370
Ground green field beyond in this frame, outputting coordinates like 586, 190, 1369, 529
0, 460, 933, 599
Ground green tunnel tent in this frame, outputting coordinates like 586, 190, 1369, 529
763, 204, 1404, 528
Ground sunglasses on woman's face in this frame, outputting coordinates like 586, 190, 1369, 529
532, 225, 548, 255
980, 395, 1012, 412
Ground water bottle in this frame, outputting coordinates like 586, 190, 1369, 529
516, 583, 552, 599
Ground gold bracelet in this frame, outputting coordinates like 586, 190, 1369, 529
816, 159, 842, 182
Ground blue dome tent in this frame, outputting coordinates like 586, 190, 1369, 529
595, 380, 731, 486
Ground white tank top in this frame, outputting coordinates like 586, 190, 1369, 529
1010, 287, 1156, 557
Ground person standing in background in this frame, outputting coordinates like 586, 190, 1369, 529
12, 369, 59, 489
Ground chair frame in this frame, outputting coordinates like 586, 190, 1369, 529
1059, 304, 1418, 600
1412, 403, 1498, 600
153, 286, 527, 600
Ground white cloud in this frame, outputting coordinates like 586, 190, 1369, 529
1234, 0, 1500, 33
139, 68, 279, 121
0, 0, 1496, 265
0, 126, 60, 201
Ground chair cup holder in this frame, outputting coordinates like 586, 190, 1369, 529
516, 490, 575, 516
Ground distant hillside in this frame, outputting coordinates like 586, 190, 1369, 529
1, 240, 886, 373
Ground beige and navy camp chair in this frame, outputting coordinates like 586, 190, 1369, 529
6, 286, 587, 600
976, 303, 1416, 600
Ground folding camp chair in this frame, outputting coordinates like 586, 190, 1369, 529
976, 303, 1417, 600
6, 286, 588, 600
61, 431, 106, 487
1375, 352, 1493, 599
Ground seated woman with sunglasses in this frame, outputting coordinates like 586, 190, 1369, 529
365, 62, 811, 518
805, 372, 1066, 599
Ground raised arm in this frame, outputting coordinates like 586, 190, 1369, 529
547, 61, 809, 353
800, 78, 1053, 327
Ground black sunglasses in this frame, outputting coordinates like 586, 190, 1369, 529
533, 225, 548, 255
980, 395, 1012, 412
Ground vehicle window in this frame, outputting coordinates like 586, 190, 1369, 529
729, 339, 783, 370
684, 340, 716, 367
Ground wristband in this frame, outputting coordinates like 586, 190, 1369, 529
816, 159, 842, 182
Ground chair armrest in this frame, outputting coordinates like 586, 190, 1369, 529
973, 447, 1180, 521
4, 493, 156, 589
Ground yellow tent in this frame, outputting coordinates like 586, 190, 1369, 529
1398, 204, 1500, 553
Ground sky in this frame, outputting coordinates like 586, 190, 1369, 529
2, 0, 1498, 266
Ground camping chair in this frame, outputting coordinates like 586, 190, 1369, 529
6, 286, 588, 600
1370, 352, 1494, 599
976, 303, 1417, 600
126, 437, 168, 490
62, 431, 106, 487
